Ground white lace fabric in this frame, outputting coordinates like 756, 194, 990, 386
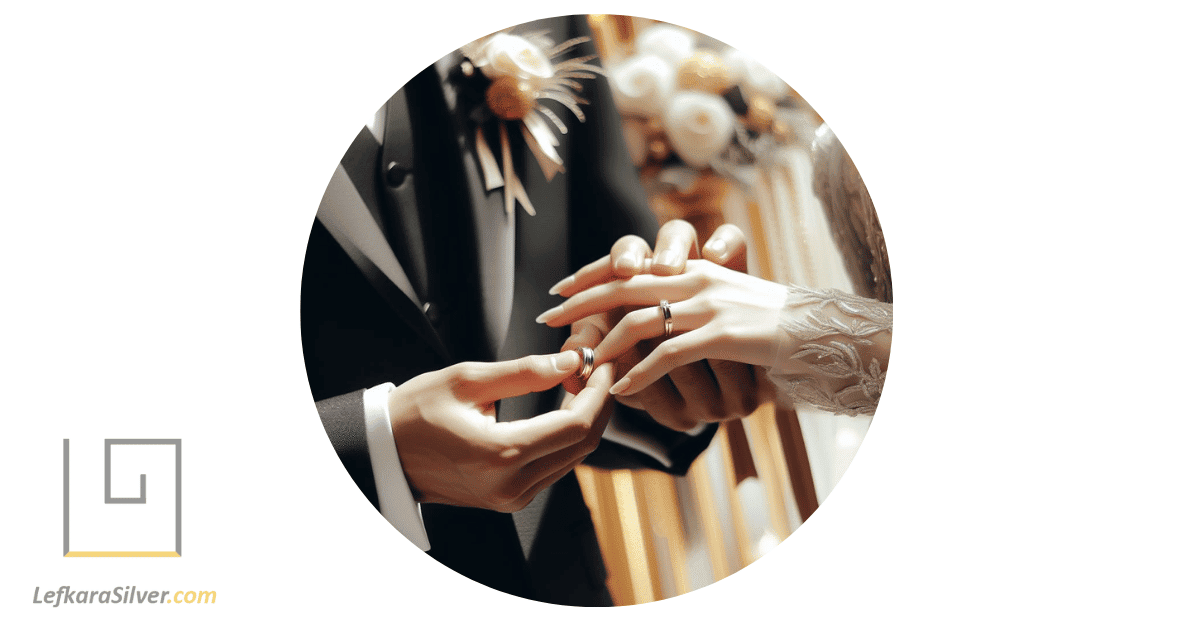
767, 285, 893, 416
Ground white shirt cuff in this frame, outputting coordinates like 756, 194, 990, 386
363, 383, 431, 551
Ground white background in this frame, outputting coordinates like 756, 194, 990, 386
3, 1, 1198, 625
69, 441, 177, 552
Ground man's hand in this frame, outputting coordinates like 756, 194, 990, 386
549, 221, 760, 432
388, 351, 614, 513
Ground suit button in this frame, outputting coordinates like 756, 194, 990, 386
385, 161, 410, 188
423, 302, 441, 326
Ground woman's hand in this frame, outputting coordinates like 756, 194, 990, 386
537, 259, 788, 398
554, 222, 760, 430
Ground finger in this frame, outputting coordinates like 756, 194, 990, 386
502, 452, 591, 512
591, 300, 706, 366
563, 361, 615, 417
609, 331, 717, 397
667, 361, 726, 423
549, 255, 606, 297
535, 273, 696, 327
560, 320, 605, 395
651, 219, 700, 275
509, 392, 611, 497
549, 247, 652, 298
702, 224, 748, 273
626, 376, 699, 432
610, 235, 653, 279
707, 359, 760, 419
455, 351, 580, 402
485, 402, 594, 466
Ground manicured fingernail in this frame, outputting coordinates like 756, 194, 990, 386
705, 238, 728, 261
551, 350, 580, 372
609, 377, 632, 395
535, 306, 563, 324
549, 275, 573, 296
616, 251, 641, 273
657, 248, 683, 269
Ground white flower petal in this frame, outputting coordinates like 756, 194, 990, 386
635, 24, 697, 66
610, 53, 676, 118
663, 92, 736, 169
481, 33, 554, 81
723, 48, 787, 101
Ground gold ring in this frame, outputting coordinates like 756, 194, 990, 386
660, 300, 673, 337
576, 347, 594, 380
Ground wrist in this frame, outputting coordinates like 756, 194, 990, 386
384, 382, 427, 502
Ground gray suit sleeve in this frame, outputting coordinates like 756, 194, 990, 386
316, 390, 380, 509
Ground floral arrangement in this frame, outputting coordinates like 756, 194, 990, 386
606, 24, 813, 188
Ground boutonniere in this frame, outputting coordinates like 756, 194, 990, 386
459, 31, 604, 216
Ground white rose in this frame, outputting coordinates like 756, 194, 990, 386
610, 53, 676, 118
635, 24, 696, 66
663, 92, 736, 169
723, 48, 787, 101
480, 33, 554, 81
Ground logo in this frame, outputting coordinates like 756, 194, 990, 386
62, 439, 182, 557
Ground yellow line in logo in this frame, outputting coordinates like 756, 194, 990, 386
64, 552, 181, 558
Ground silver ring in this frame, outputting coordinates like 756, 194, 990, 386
660, 299, 673, 337
576, 347, 594, 380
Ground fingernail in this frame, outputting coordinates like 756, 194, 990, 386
657, 248, 684, 270
548, 275, 573, 296
616, 251, 640, 273
705, 238, 727, 261
551, 350, 580, 372
609, 377, 632, 395
535, 306, 563, 324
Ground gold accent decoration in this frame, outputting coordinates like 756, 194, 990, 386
772, 118, 792, 142
486, 76, 537, 120
689, 444, 732, 580
745, 401, 799, 540
677, 50, 733, 94
745, 94, 777, 134
65, 551, 180, 557
647, 139, 671, 163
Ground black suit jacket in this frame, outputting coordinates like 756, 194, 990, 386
301, 16, 714, 606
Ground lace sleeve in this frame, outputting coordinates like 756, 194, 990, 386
767, 285, 893, 416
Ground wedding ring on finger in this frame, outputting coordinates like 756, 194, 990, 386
660, 299, 674, 337
575, 347, 595, 380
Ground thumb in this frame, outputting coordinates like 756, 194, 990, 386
455, 351, 581, 402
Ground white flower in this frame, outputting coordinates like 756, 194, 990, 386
479, 33, 554, 82
663, 92, 736, 168
723, 48, 787, 101
635, 24, 696, 66
610, 53, 676, 118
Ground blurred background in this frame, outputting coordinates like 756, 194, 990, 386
574, 15, 892, 604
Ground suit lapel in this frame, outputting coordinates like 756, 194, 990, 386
379, 88, 430, 303
322, 123, 450, 362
